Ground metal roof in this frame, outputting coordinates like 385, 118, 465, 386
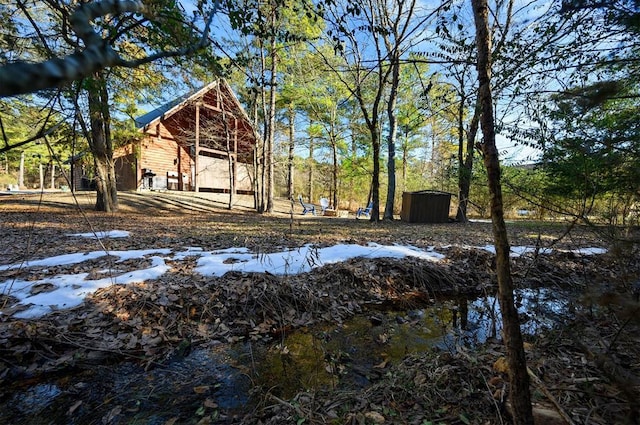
134, 81, 220, 130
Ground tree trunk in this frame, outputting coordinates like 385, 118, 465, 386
330, 119, 339, 209
455, 90, 467, 220
250, 92, 260, 211
87, 74, 118, 212
355, 78, 382, 222
258, 41, 268, 214
384, 52, 401, 220
472, 0, 533, 423
228, 152, 235, 210
221, 100, 234, 210
38, 162, 43, 190
371, 126, 381, 222
457, 101, 480, 222
308, 133, 314, 202
287, 105, 295, 201
19, 151, 24, 188
330, 138, 338, 208
402, 127, 409, 194
265, 9, 277, 213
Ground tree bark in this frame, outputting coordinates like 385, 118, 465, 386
330, 122, 339, 209
19, 151, 24, 189
258, 40, 269, 213
287, 105, 295, 201
472, 0, 533, 423
371, 127, 381, 222
384, 52, 400, 221
250, 94, 261, 211
220, 94, 234, 210
308, 123, 314, 202
87, 73, 118, 212
456, 88, 468, 221
265, 7, 277, 213
402, 131, 408, 193
457, 101, 480, 222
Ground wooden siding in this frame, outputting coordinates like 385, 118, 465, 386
113, 143, 137, 190
70, 162, 88, 192
178, 142, 192, 190
139, 132, 191, 190
144, 121, 174, 141
114, 153, 137, 191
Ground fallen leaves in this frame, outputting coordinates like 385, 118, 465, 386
1, 195, 639, 425
493, 356, 509, 374
0, 256, 470, 385
0, 244, 627, 396
29, 283, 56, 295
193, 385, 210, 394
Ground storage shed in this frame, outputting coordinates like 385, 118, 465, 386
400, 190, 452, 223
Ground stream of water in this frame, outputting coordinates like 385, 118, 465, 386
0, 288, 571, 424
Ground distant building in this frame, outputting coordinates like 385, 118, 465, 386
114, 80, 260, 195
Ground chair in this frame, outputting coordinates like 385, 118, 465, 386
356, 202, 373, 219
320, 198, 330, 214
298, 195, 316, 215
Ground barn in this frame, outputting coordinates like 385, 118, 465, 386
114, 79, 259, 195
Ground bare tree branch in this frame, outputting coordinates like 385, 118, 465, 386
0, 0, 216, 98
0, 120, 65, 154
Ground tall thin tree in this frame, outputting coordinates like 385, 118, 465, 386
472, 0, 533, 423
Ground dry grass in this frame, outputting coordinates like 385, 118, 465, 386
0, 191, 600, 263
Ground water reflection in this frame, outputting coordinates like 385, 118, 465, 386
11, 384, 62, 415
250, 287, 571, 398
0, 288, 571, 422
0, 347, 252, 424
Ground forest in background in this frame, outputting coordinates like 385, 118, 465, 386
0, 0, 637, 224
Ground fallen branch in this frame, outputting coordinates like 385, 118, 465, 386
527, 366, 576, 425
577, 341, 640, 423
268, 394, 306, 418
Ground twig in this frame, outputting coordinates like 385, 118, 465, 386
480, 363, 506, 425
268, 393, 306, 418
606, 305, 640, 354
527, 366, 576, 425
577, 340, 640, 422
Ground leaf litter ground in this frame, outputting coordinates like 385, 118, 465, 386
0, 192, 639, 424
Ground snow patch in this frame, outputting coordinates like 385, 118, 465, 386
67, 230, 131, 239
0, 234, 606, 319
